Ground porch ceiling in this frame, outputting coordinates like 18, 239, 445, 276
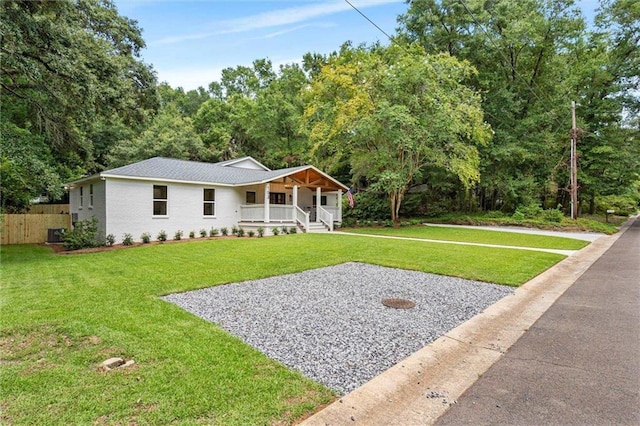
272, 168, 346, 191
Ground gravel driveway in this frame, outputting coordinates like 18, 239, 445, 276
162, 262, 513, 395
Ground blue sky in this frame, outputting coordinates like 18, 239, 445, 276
114, 0, 600, 91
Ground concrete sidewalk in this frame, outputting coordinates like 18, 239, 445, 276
437, 216, 639, 425
337, 232, 580, 256
301, 217, 638, 425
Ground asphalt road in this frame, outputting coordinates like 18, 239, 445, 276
436, 216, 640, 426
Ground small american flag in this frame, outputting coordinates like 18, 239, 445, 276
346, 188, 355, 208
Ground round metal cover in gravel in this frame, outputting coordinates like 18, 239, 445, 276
382, 297, 416, 309
162, 262, 513, 395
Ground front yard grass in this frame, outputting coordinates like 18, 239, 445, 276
340, 225, 589, 250
1, 235, 565, 425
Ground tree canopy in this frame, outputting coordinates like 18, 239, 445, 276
1, 0, 637, 217
303, 43, 492, 221
1, 0, 158, 211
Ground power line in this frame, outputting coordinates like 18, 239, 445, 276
343, 0, 394, 42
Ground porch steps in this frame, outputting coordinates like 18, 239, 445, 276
306, 222, 330, 233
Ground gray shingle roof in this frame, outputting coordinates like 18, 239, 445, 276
100, 157, 311, 186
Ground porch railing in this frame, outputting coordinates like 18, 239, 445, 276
239, 204, 263, 221
240, 204, 335, 232
239, 204, 295, 222
295, 206, 310, 231
324, 206, 340, 223
318, 206, 334, 231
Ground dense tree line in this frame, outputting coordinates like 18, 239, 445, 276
1, 0, 637, 219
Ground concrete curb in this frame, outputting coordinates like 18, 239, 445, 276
301, 220, 632, 425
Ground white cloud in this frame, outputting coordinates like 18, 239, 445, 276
259, 22, 336, 40
215, 0, 399, 34
151, 0, 401, 45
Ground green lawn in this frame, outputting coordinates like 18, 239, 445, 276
341, 225, 589, 250
1, 235, 566, 425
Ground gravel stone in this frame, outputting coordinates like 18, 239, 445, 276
162, 262, 513, 395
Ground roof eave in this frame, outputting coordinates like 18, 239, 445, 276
98, 174, 236, 187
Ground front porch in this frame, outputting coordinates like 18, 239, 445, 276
238, 170, 346, 233
239, 203, 340, 233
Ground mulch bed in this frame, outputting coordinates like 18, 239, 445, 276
42, 235, 243, 255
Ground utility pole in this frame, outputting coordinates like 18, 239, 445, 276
570, 101, 578, 220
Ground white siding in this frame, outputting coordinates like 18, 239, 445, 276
225, 158, 266, 170
104, 178, 243, 243
69, 179, 107, 237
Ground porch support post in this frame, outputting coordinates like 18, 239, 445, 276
316, 186, 321, 223
292, 185, 298, 208
264, 183, 270, 223
337, 189, 343, 223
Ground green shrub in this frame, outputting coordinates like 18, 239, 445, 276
384, 220, 394, 227
122, 233, 134, 246
281, 227, 289, 234
512, 211, 525, 221
271, 227, 279, 236
540, 208, 564, 223
237, 228, 245, 237
596, 194, 638, 216
199, 229, 207, 238
257, 226, 264, 237
231, 225, 238, 235
174, 230, 183, 240
189, 231, 195, 239
62, 216, 102, 251
141, 232, 151, 243
220, 227, 228, 236
157, 230, 167, 242
105, 234, 116, 247
342, 190, 390, 221
209, 227, 219, 237
515, 203, 543, 219
484, 211, 506, 219
247, 230, 255, 237
342, 218, 356, 228
289, 227, 297, 234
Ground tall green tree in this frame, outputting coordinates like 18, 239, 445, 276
398, 0, 586, 212
1, 0, 158, 210
573, 0, 640, 212
107, 104, 208, 167
192, 60, 310, 168
303, 43, 491, 222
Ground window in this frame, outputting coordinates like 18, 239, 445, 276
153, 185, 168, 216
269, 192, 286, 205
89, 184, 94, 207
79, 186, 84, 208
313, 195, 327, 206
203, 188, 215, 216
246, 191, 256, 204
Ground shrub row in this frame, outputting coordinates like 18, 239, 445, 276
63, 219, 300, 251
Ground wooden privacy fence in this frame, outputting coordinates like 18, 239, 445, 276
27, 204, 69, 214
1, 214, 71, 245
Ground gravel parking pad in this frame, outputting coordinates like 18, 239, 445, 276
162, 262, 513, 395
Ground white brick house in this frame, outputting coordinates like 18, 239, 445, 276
67, 157, 349, 243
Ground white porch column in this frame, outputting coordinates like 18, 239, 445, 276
264, 183, 270, 223
316, 186, 322, 223
337, 189, 343, 222
292, 185, 298, 208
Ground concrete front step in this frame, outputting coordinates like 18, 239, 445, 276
237, 221, 331, 235
306, 223, 330, 233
